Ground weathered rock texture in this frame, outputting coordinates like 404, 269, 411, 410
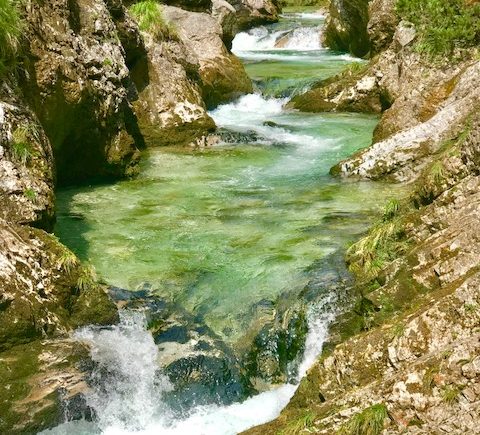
21, 0, 143, 185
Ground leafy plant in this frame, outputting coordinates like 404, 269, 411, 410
339, 403, 389, 435
129, 0, 178, 41
0, 0, 23, 75
396, 0, 480, 56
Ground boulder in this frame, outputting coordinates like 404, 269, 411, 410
162, 6, 253, 108
213, 0, 280, 48
323, 0, 371, 57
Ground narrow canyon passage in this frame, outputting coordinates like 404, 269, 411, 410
48, 10, 395, 435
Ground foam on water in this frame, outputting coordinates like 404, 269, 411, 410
232, 25, 322, 53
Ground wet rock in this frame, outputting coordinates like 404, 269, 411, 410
244, 299, 308, 385
219, 0, 280, 47
0, 339, 94, 434
114, 290, 255, 407
0, 219, 118, 352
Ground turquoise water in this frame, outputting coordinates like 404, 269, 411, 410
55, 13, 387, 344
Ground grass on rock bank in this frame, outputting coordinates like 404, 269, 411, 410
129, 0, 178, 41
0, 0, 23, 75
396, 0, 480, 56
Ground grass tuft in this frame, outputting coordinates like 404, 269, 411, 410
441, 385, 461, 404
339, 403, 389, 435
57, 249, 80, 275
11, 123, 40, 165
129, 0, 178, 41
76, 264, 97, 292
279, 411, 316, 435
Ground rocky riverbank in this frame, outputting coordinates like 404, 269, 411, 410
247, 0, 480, 433
0, 0, 278, 432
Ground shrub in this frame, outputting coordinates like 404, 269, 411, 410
0, 0, 23, 74
396, 0, 480, 56
339, 403, 389, 435
129, 0, 177, 41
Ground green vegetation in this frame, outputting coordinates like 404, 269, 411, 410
129, 0, 177, 41
346, 199, 408, 282
23, 188, 37, 202
396, 0, 480, 56
278, 411, 317, 435
57, 249, 80, 275
441, 385, 461, 404
0, 0, 23, 74
11, 123, 39, 165
339, 404, 389, 435
76, 264, 97, 292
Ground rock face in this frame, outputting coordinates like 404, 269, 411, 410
162, 5, 253, 108
324, 0, 371, 57
0, 84, 55, 229
21, 0, 143, 185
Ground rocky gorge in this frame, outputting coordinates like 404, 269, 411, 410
1, 0, 480, 434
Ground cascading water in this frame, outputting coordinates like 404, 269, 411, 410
48, 10, 391, 435
44, 293, 338, 435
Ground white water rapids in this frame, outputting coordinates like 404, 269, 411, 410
44, 293, 338, 435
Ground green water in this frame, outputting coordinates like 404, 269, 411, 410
55, 14, 390, 343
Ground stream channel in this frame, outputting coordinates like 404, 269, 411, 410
47, 10, 394, 435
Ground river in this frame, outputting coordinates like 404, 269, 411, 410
47, 10, 392, 435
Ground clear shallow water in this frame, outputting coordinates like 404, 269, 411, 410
51, 11, 394, 435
